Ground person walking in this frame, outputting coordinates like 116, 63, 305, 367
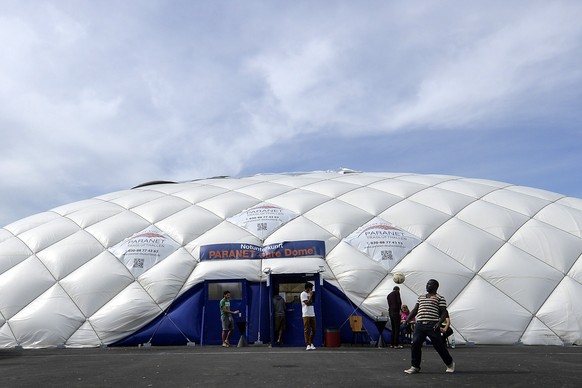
403, 279, 455, 374
301, 282, 316, 350
387, 286, 403, 348
219, 290, 239, 347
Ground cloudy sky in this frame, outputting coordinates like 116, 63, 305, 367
1, 0, 581, 226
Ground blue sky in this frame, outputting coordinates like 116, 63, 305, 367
1, 0, 581, 226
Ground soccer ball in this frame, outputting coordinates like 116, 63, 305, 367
393, 272, 405, 284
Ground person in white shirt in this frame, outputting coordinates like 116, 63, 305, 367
300, 282, 316, 350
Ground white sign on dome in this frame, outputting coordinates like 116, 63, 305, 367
228, 204, 298, 240
110, 226, 180, 276
345, 218, 420, 270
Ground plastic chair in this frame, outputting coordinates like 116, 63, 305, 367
349, 315, 369, 346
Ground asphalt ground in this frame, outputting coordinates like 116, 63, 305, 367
1, 344, 581, 387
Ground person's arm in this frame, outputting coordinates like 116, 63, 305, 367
404, 303, 419, 324
440, 317, 450, 333
435, 307, 448, 330
303, 290, 314, 306
222, 303, 239, 315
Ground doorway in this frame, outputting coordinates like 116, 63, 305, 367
269, 274, 322, 346
203, 280, 247, 345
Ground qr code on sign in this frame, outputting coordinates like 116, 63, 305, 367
257, 222, 268, 231
133, 258, 145, 268
380, 250, 393, 261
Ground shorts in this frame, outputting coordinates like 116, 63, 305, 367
274, 315, 286, 332
221, 315, 234, 331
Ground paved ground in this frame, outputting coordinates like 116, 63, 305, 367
1, 344, 581, 387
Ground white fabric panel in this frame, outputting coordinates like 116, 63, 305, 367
483, 189, 551, 216
89, 282, 163, 344
379, 199, 449, 239
155, 205, 222, 245
302, 180, 360, 198
18, 217, 80, 253
131, 196, 191, 224
236, 181, 294, 200
66, 320, 105, 348
36, 231, 104, 280
506, 185, 564, 202
4, 212, 61, 235
567, 255, 582, 283
536, 277, 582, 345
408, 187, 475, 216
450, 277, 532, 344
397, 174, 459, 186
0, 237, 32, 274
521, 317, 564, 345
139, 247, 196, 305
462, 177, 510, 189
66, 201, 126, 229
338, 187, 401, 215
325, 242, 386, 301
197, 191, 260, 219
368, 178, 427, 198
85, 211, 150, 248
366, 277, 419, 318
509, 219, 581, 273
109, 189, 166, 209
267, 189, 331, 214
331, 173, 388, 186
0, 256, 56, 319
303, 199, 374, 239
0, 322, 17, 348
435, 179, 498, 198
556, 197, 582, 212
456, 200, 529, 240
198, 177, 259, 191
479, 244, 563, 313
8, 284, 85, 348
59, 251, 134, 317
184, 260, 261, 289
0, 228, 13, 244
51, 199, 104, 217
269, 175, 327, 188
393, 242, 474, 302
172, 183, 228, 203
427, 218, 505, 272
535, 202, 582, 237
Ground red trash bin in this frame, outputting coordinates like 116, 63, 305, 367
325, 328, 341, 347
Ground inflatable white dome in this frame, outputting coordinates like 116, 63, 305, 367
1, 170, 581, 349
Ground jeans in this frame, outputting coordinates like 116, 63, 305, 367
410, 321, 453, 369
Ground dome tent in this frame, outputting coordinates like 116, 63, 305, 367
0, 170, 581, 349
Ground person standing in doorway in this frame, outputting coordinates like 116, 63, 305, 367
219, 290, 239, 347
403, 279, 455, 374
387, 286, 403, 348
301, 282, 316, 350
273, 292, 286, 345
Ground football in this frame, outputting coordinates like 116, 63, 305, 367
392, 272, 405, 284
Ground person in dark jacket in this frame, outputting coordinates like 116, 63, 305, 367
387, 286, 403, 348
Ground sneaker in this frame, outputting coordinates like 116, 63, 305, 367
222, 342, 230, 348
404, 366, 420, 374
310, 344, 316, 350
446, 361, 455, 373
306, 345, 312, 351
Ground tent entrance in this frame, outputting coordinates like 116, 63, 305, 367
202, 280, 247, 345
269, 274, 321, 346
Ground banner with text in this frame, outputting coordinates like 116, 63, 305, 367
110, 226, 180, 276
227, 204, 298, 240
345, 218, 420, 270
200, 240, 326, 261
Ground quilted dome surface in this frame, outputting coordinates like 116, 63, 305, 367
1, 170, 581, 348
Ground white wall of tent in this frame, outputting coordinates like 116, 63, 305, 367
0, 170, 581, 348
